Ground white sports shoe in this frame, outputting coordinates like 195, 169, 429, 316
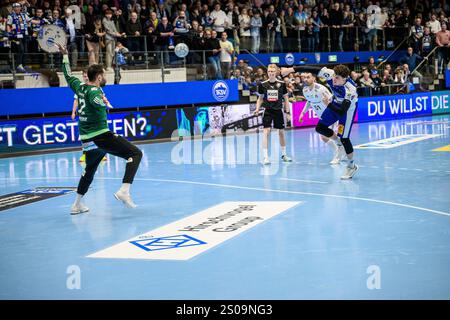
341, 164, 359, 180
330, 146, 345, 165
263, 157, 271, 165
114, 190, 137, 208
281, 155, 293, 162
70, 202, 89, 215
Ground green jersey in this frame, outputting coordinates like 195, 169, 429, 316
62, 55, 109, 140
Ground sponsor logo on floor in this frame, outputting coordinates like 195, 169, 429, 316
355, 134, 442, 149
88, 201, 301, 260
0, 187, 77, 212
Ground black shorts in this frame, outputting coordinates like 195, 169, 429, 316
263, 108, 285, 129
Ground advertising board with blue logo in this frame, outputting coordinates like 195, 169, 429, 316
0, 80, 239, 116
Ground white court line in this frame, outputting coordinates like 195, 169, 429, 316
6, 176, 450, 218
279, 178, 328, 184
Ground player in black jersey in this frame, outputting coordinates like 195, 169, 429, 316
254, 64, 292, 165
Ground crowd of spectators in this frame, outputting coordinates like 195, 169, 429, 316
0, 0, 449, 81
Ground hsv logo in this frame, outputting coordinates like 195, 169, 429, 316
212, 81, 229, 102
285, 53, 295, 65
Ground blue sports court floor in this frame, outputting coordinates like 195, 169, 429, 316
0, 114, 449, 299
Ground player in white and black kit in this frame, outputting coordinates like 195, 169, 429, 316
255, 64, 292, 165
298, 72, 344, 164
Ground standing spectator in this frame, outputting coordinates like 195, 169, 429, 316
144, 11, 158, 55
250, 9, 262, 53
329, 2, 342, 52
210, 3, 228, 37
125, 11, 143, 62
294, 4, 308, 51
203, 29, 222, 79
173, 10, 191, 45
410, 17, 424, 52
155, 1, 170, 21
154, 15, 173, 66
435, 22, 450, 73
238, 7, 251, 51
340, 10, 354, 51
366, 8, 382, 51
85, 17, 105, 66
354, 12, 367, 50
263, 5, 277, 53
103, 9, 124, 71
304, 18, 314, 52
284, 7, 296, 52
427, 14, 442, 35
62, 7, 81, 68
219, 31, 233, 79
7, 2, 31, 72
113, 8, 127, 35
420, 27, 434, 56
29, 7, 48, 64
399, 46, 424, 72
311, 10, 322, 51
384, 13, 397, 49
202, 9, 214, 30
319, 8, 330, 51
50, 9, 64, 28
275, 13, 284, 53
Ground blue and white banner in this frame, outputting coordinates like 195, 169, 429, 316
0, 80, 239, 116
0, 109, 178, 153
356, 91, 450, 122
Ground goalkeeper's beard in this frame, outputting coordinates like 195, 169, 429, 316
100, 79, 107, 87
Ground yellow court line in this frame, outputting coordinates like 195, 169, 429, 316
433, 145, 450, 152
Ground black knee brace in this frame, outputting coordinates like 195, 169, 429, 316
340, 138, 354, 154
315, 123, 334, 138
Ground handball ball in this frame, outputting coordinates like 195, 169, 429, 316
174, 43, 189, 58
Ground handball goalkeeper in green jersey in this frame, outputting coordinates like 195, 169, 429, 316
56, 43, 143, 214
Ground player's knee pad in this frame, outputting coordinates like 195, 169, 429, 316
340, 138, 353, 154
315, 123, 334, 138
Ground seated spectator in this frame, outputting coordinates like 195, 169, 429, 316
370, 69, 382, 94
359, 70, 375, 96
394, 67, 407, 84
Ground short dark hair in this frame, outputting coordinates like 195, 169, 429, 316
334, 64, 350, 78
87, 64, 104, 82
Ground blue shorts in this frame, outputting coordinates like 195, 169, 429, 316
318, 106, 357, 139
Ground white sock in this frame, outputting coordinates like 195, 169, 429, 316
326, 140, 338, 152
73, 193, 83, 206
281, 146, 286, 156
119, 183, 131, 194
348, 159, 355, 168
263, 148, 269, 158
331, 136, 342, 146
